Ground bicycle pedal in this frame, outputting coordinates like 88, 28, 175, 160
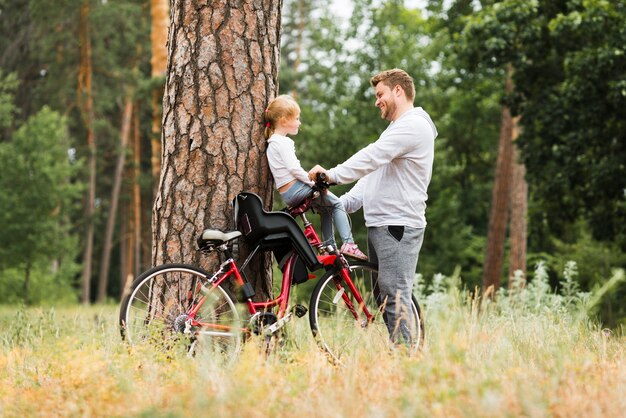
292, 304, 307, 318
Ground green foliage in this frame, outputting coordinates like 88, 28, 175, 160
0, 70, 18, 130
457, 0, 626, 242
0, 260, 79, 305
1, 0, 154, 300
417, 259, 624, 327
0, 106, 82, 301
543, 224, 626, 326
517, 0, 626, 241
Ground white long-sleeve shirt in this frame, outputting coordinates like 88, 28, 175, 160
335, 107, 438, 228
266, 134, 314, 189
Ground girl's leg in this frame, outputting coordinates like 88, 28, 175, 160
313, 196, 336, 246
280, 181, 314, 207
314, 191, 353, 245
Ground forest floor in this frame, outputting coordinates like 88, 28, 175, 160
1, 289, 625, 417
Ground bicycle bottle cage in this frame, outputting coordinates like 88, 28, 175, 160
233, 192, 323, 272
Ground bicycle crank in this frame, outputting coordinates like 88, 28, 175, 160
263, 312, 293, 336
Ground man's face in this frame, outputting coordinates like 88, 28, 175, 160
374, 83, 397, 121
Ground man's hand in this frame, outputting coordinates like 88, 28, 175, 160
308, 164, 328, 181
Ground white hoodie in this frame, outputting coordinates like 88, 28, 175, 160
335, 107, 438, 228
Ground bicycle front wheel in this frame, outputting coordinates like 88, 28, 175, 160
309, 261, 424, 362
119, 263, 242, 358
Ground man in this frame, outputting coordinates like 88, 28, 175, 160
309, 68, 438, 345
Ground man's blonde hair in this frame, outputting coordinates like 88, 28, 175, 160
264, 95, 300, 139
370, 69, 415, 102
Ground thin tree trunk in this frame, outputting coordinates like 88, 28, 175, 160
291, 0, 305, 99
119, 205, 129, 299
132, 101, 142, 276
78, 0, 96, 304
97, 96, 133, 303
141, 185, 152, 273
482, 66, 514, 292
121, 188, 136, 300
508, 116, 528, 282
154, 1, 282, 301
123, 204, 135, 300
150, 0, 168, 196
24, 261, 31, 305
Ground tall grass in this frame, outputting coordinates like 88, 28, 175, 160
1, 266, 625, 417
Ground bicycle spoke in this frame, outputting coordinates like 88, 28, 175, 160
120, 264, 242, 359
310, 261, 423, 362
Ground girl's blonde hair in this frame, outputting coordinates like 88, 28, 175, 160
264, 94, 300, 139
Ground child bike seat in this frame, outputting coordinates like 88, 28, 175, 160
233, 192, 323, 271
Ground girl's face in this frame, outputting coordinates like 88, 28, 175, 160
278, 112, 301, 136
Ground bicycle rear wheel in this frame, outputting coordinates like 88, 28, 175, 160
119, 263, 242, 358
309, 261, 424, 362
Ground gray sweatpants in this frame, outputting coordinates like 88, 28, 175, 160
367, 226, 424, 344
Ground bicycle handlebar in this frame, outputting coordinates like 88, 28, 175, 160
314, 172, 334, 191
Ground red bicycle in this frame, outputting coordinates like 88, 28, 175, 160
119, 178, 424, 362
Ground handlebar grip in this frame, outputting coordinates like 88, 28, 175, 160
317, 172, 327, 182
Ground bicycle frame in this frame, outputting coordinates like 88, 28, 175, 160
186, 193, 375, 335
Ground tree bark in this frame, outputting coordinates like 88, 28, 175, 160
508, 116, 528, 282
153, 1, 282, 300
482, 67, 514, 292
97, 95, 133, 303
78, 0, 96, 305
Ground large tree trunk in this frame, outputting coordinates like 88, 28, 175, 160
97, 96, 133, 303
508, 116, 528, 282
482, 67, 514, 292
78, 0, 96, 304
153, 1, 282, 300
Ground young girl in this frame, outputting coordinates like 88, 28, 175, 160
264, 95, 367, 261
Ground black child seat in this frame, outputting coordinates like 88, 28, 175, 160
233, 192, 323, 273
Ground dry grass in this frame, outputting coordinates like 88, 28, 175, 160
1, 287, 625, 418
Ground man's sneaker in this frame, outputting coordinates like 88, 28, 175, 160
340, 243, 368, 261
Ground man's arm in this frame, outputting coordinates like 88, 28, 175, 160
329, 121, 419, 184
339, 177, 367, 214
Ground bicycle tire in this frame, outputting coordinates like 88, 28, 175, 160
119, 263, 242, 358
309, 261, 424, 362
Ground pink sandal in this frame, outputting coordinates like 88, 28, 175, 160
340, 242, 368, 261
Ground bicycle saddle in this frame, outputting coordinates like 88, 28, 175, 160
233, 192, 323, 271
197, 229, 242, 245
